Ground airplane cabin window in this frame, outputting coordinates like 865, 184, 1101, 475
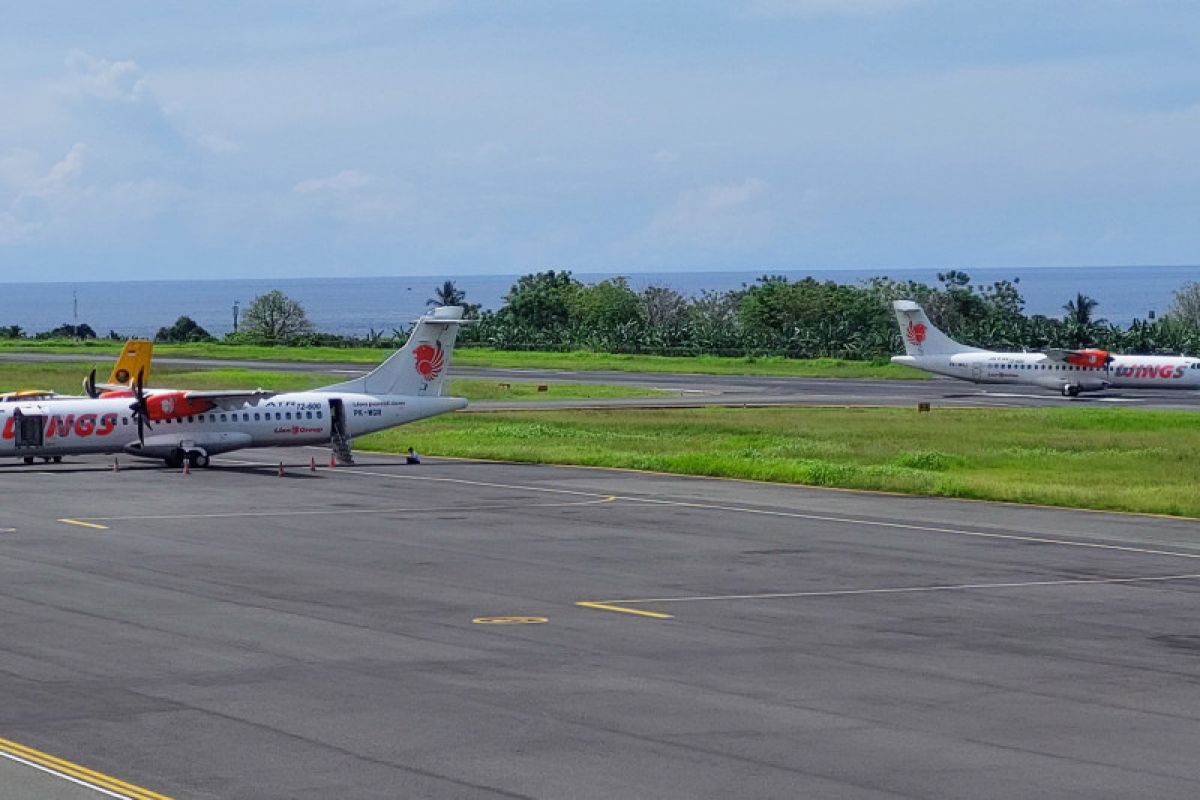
243, 413, 249, 421
254, 413, 260, 420
317, 411, 323, 419
220, 414, 227, 422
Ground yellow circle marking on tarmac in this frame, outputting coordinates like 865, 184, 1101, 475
472, 616, 548, 625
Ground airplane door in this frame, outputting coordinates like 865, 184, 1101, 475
328, 398, 348, 439
971, 364, 983, 382
13, 411, 44, 449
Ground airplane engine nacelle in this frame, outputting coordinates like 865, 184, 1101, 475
1066, 349, 1111, 369
146, 392, 215, 420
100, 389, 133, 399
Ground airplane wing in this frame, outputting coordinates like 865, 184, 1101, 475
1, 389, 58, 402
1041, 348, 1113, 368
181, 389, 278, 410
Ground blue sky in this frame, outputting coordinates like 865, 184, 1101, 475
1, 1, 1197, 280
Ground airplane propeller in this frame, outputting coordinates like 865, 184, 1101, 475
83, 368, 98, 399
128, 368, 153, 446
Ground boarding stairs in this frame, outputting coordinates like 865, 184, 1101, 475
331, 431, 355, 465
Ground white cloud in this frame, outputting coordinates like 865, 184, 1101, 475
28, 143, 86, 198
652, 149, 681, 164
294, 169, 371, 193
63, 50, 146, 103
638, 178, 775, 252
199, 133, 240, 154
0, 211, 36, 244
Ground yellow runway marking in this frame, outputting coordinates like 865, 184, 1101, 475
57, 518, 109, 530
0, 736, 172, 800
473, 616, 549, 624
599, 573, 1200, 607
576, 601, 673, 619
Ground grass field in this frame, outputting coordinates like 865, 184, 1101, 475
0, 362, 664, 402
0, 339, 924, 379
358, 406, 1200, 518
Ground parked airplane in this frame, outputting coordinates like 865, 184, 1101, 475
0, 308, 466, 466
1, 339, 153, 403
891, 300, 1200, 396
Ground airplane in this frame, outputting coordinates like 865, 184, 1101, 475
0, 307, 467, 467
1, 339, 153, 403
891, 300, 1200, 396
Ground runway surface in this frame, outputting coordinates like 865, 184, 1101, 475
4, 351, 1200, 410
2, 450, 1200, 798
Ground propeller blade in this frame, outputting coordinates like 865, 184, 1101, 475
131, 368, 152, 445
83, 368, 98, 399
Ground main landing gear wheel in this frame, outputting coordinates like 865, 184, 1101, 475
1062, 385, 1080, 398
22, 456, 33, 465
188, 451, 210, 469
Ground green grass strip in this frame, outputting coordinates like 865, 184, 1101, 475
0, 340, 925, 379
0, 362, 663, 401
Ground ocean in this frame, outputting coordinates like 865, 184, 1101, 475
0, 266, 1195, 339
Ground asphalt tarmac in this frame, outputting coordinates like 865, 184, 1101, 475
5, 351, 1200, 411
2, 449, 1200, 798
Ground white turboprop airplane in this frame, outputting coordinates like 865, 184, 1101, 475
0, 306, 467, 467
891, 300, 1200, 396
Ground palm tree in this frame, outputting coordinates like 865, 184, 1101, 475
428, 280, 466, 308
1063, 293, 1101, 326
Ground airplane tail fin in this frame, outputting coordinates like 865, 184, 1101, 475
318, 306, 467, 397
108, 339, 153, 386
892, 301, 979, 356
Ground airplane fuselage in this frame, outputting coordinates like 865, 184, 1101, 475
892, 352, 1200, 393
0, 391, 467, 461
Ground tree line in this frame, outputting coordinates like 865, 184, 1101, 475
5, 274, 1200, 359
458, 270, 1200, 359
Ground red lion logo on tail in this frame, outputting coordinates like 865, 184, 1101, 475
905, 321, 927, 346
413, 343, 444, 381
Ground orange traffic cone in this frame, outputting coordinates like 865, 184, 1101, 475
309, 456, 317, 472
278, 461, 285, 477
183, 459, 191, 475
329, 452, 337, 468
112, 457, 119, 473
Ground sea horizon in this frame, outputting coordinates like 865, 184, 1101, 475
0, 264, 1195, 339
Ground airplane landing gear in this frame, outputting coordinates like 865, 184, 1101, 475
1062, 385, 1080, 398
167, 449, 210, 468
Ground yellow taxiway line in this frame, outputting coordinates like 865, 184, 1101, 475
575, 601, 673, 619
0, 737, 172, 800
57, 518, 109, 530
